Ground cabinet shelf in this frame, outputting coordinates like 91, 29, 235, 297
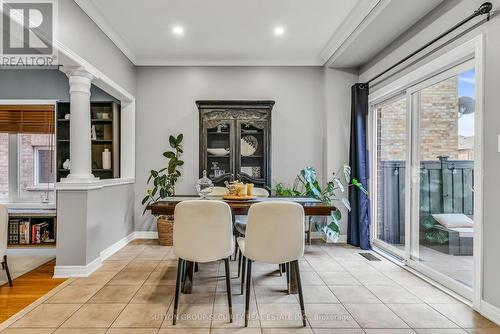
57, 101, 120, 181
241, 155, 263, 158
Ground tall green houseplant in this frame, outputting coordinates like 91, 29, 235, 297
142, 134, 184, 213
274, 165, 367, 241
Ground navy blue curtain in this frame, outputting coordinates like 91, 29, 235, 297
347, 83, 371, 250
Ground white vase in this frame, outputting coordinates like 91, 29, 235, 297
62, 159, 70, 170
102, 148, 111, 170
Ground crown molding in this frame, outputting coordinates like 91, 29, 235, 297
75, 0, 387, 67
134, 56, 323, 67
74, 0, 138, 64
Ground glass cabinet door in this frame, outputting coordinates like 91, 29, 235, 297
237, 121, 267, 187
205, 121, 234, 185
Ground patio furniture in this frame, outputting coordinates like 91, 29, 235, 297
429, 213, 474, 255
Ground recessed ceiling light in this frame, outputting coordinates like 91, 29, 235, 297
172, 26, 184, 36
273, 26, 285, 36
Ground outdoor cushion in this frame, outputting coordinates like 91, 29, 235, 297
432, 213, 473, 228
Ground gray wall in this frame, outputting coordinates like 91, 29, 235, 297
135, 66, 328, 231
359, 0, 500, 309
57, 1, 136, 95
0, 69, 118, 102
324, 68, 359, 235
56, 183, 135, 266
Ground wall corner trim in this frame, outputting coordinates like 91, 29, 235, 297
481, 300, 500, 325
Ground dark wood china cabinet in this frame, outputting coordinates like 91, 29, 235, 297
197, 100, 274, 188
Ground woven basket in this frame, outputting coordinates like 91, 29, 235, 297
157, 215, 174, 246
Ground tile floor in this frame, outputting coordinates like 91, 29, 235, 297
2, 239, 498, 334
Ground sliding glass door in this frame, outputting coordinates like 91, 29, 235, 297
372, 95, 408, 257
372, 60, 477, 300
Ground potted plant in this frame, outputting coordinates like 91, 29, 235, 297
273, 165, 367, 243
142, 134, 184, 245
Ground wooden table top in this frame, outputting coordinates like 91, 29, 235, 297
146, 196, 336, 216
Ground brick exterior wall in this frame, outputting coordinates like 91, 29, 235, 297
378, 77, 459, 161
419, 77, 459, 160
0, 133, 55, 202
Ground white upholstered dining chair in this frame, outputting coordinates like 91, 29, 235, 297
234, 187, 268, 275
237, 201, 306, 327
172, 200, 234, 325
1, 204, 12, 286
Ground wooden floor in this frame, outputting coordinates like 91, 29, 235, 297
0, 259, 65, 323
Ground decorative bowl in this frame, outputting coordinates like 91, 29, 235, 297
207, 148, 230, 156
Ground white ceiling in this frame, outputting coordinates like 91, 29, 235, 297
75, 0, 443, 67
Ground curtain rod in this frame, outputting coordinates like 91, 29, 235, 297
364, 2, 493, 86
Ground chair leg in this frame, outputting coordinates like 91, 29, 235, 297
194, 262, 199, 272
279, 263, 283, 277
237, 249, 242, 278
285, 262, 290, 294
172, 258, 184, 325
2, 255, 13, 287
240, 255, 246, 294
307, 220, 312, 245
244, 259, 252, 327
293, 260, 307, 327
234, 238, 239, 261
224, 257, 233, 323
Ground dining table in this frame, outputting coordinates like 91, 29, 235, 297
146, 195, 336, 294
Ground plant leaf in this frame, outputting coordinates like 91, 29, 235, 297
176, 133, 183, 144
341, 197, 351, 211
169, 135, 176, 148
163, 151, 176, 159
141, 195, 150, 205
333, 177, 344, 192
343, 164, 351, 183
176, 160, 184, 166
352, 178, 369, 195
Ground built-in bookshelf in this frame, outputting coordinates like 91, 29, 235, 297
8, 209, 57, 247
56, 101, 120, 181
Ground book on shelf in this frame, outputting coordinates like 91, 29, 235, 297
31, 222, 49, 244
18, 221, 30, 244
8, 219, 20, 244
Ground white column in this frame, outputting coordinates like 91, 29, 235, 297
62, 67, 98, 182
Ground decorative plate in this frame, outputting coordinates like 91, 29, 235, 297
241, 135, 258, 156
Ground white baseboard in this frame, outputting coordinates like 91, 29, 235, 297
54, 230, 156, 278
54, 256, 102, 278
100, 232, 136, 261
481, 300, 500, 325
133, 231, 158, 239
